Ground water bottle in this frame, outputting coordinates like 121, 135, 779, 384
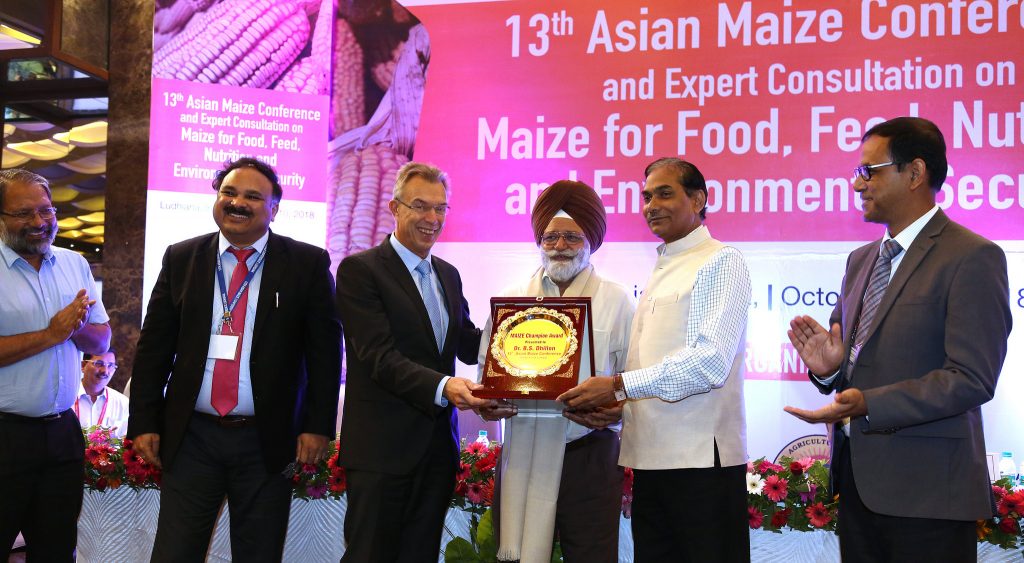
475, 430, 489, 449
998, 452, 1016, 483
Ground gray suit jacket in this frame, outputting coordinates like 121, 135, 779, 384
813, 209, 1011, 520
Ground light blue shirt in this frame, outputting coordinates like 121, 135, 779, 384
0, 242, 109, 416
194, 231, 269, 416
388, 234, 451, 407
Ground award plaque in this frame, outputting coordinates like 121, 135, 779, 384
474, 297, 595, 409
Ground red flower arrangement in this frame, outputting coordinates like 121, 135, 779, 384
287, 439, 346, 500
771, 507, 792, 528
621, 467, 634, 519
748, 505, 764, 529
450, 438, 501, 515
745, 456, 837, 533
804, 502, 832, 528
978, 477, 1024, 553
83, 426, 160, 491
763, 474, 789, 503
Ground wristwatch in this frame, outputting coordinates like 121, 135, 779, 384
612, 374, 627, 402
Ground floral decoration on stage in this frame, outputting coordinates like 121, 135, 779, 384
83, 426, 161, 491
79, 431, 1024, 558
978, 477, 1024, 554
745, 456, 837, 532
450, 438, 500, 515
286, 439, 346, 500
621, 467, 634, 518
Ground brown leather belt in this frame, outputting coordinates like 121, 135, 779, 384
192, 411, 257, 428
0, 409, 70, 423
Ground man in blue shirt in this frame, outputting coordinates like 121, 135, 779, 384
0, 168, 111, 562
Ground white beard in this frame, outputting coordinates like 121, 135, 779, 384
541, 243, 591, 283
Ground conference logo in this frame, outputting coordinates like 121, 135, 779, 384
773, 434, 831, 466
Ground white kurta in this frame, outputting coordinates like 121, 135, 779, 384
75, 384, 130, 438
477, 264, 636, 562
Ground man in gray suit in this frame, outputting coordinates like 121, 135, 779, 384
786, 117, 1012, 561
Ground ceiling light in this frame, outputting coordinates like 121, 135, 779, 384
0, 24, 41, 49
77, 211, 105, 224
71, 196, 105, 211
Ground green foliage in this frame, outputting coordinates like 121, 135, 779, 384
443, 538, 480, 563
443, 508, 563, 563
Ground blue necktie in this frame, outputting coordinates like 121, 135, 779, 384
415, 260, 445, 352
847, 239, 903, 374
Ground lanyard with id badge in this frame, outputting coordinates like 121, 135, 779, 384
209, 248, 267, 361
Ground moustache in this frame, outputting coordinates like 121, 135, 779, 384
544, 249, 578, 259
224, 205, 253, 217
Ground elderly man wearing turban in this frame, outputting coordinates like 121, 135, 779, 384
477, 180, 635, 562
559, 158, 752, 562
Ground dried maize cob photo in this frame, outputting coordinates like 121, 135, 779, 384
153, 0, 335, 92
326, 143, 409, 271
330, 18, 366, 136
326, 2, 429, 269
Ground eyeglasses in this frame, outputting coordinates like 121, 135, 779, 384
85, 360, 118, 371
395, 198, 450, 216
853, 162, 896, 182
0, 207, 57, 221
540, 232, 586, 246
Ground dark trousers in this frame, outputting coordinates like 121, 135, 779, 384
0, 410, 84, 563
493, 429, 624, 563
631, 448, 749, 563
835, 442, 976, 563
342, 416, 457, 563
555, 429, 623, 563
150, 415, 292, 563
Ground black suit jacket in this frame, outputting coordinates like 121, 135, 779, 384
128, 231, 342, 473
336, 236, 481, 475
813, 210, 1011, 520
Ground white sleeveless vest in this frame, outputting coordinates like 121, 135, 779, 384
619, 230, 748, 469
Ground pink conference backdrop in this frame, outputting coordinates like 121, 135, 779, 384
143, 0, 1024, 461
412, 0, 1023, 242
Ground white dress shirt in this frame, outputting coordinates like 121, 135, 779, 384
75, 384, 130, 437
194, 231, 269, 416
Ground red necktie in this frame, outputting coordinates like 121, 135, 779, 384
211, 247, 256, 416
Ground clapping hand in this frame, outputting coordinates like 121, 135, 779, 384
48, 289, 94, 343
787, 316, 843, 377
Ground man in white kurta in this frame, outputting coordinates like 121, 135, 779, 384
559, 158, 752, 563
477, 180, 635, 562
75, 350, 129, 437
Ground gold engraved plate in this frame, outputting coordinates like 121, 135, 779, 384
491, 307, 578, 377
475, 297, 593, 401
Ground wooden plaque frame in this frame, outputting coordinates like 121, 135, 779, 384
474, 296, 595, 407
